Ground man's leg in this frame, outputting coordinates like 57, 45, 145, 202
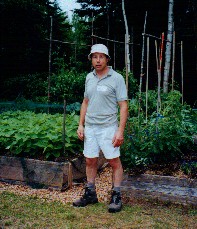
108, 157, 123, 187
86, 157, 98, 185
73, 157, 98, 207
108, 157, 123, 213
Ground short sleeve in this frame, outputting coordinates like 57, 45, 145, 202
84, 76, 89, 99
116, 75, 128, 101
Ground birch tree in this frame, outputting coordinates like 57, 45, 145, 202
163, 0, 174, 93
122, 0, 130, 73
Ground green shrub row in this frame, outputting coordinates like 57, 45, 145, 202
121, 90, 197, 170
0, 111, 83, 160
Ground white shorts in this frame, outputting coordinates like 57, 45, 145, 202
83, 125, 120, 160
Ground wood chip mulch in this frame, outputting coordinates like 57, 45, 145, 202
0, 166, 113, 205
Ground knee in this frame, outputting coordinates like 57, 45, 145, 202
108, 158, 122, 170
86, 157, 98, 167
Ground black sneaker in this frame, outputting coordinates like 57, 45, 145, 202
108, 191, 122, 213
73, 187, 98, 207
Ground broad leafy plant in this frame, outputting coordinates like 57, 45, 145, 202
0, 111, 83, 160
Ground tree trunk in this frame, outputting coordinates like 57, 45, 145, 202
122, 0, 130, 73
163, 0, 174, 93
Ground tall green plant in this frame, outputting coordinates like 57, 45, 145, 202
121, 90, 197, 169
50, 70, 86, 104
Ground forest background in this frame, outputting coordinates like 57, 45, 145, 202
1, 0, 197, 105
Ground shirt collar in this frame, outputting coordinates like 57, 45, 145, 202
93, 67, 113, 78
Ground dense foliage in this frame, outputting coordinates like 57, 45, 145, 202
1, 70, 87, 104
1, 0, 196, 104
50, 70, 87, 104
75, 0, 197, 105
0, 0, 72, 99
121, 90, 197, 170
0, 111, 83, 160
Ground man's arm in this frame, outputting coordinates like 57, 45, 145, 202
77, 97, 89, 141
112, 100, 128, 147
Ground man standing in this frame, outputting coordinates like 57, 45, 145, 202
73, 44, 128, 213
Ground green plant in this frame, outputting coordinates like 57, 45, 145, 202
50, 70, 86, 104
0, 111, 82, 160
117, 69, 138, 99
0, 98, 81, 114
180, 162, 197, 178
121, 90, 197, 170
3, 73, 48, 101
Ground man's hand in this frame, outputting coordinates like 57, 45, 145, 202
77, 125, 84, 141
112, 130, 124, 147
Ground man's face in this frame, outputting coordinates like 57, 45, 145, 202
91, 52, 108, 71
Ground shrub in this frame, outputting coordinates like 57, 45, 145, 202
50, 70, 86, 104
121, 90, 197, 170
180, 161, 197, 178
0, 111, 83, 160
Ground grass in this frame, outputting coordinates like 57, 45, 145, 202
0, 191, 196, 228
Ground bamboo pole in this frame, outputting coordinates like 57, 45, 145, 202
106, 0, 109, 46
155, 40, 161, 113
113, 41, 116, 70
46, 38, 91, 47
68, 162, 73, 189
131, 27, 134, 73
113, 10, 116, 70
155, 40, 160, 133
138, 11, 147, 122
181, 41, 184, 104
63, 99, 66, 155
159, 32, 165, 70
125, 35, 129, 97
145, 37, 149, 123
48, 16, 53, 113
171, 31, 175, 91
142, 33, 171, 43
158, 33, 164, 113
92, 12, 94, 45
91, 34, 139, 45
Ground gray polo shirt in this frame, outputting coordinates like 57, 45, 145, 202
84, 68, 127, 126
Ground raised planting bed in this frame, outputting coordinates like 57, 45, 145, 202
0, 155, 106, 190
122, 174, 197, 207
0, 155, 196, 206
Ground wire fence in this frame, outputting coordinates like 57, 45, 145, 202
0, 101, 81, 115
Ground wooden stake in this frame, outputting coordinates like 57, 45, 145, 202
155, 40, 161, 133
131, 27, 134, 73
145, 37, 149, 123
62, 99, 66, 155
181, 41, 184, 104
92, 12, 94, 45
171, 31, 175, 91
138, 11, 147, 123
159, 32, 165, 70
113, 38, 116, 70
158, 33, 164, 112
68, 162, 73, 189
125, 35, 129, 97
48, 16, 53, 113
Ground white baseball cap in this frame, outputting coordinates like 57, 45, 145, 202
88, 44, 110, 60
